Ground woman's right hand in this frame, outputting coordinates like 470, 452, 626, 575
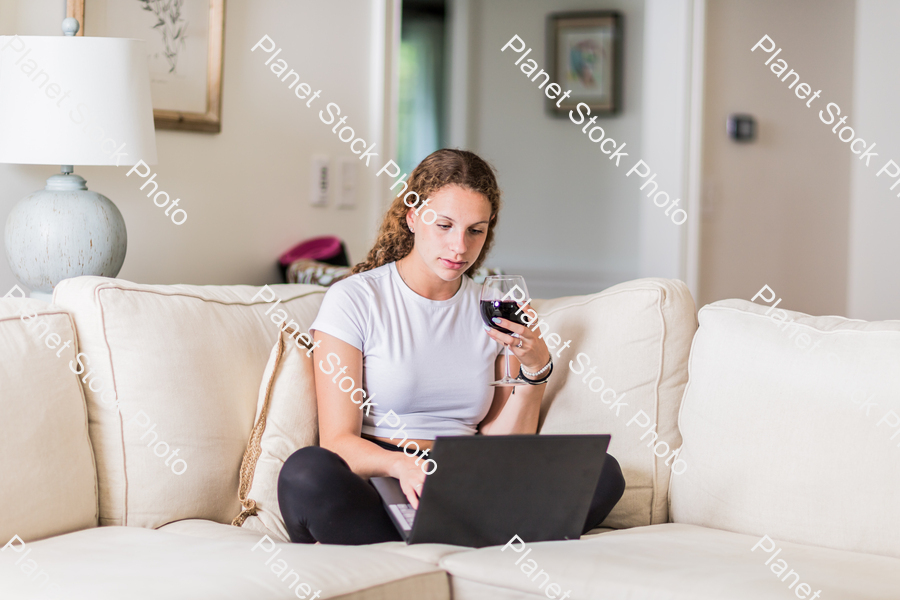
388, 452, 427, 509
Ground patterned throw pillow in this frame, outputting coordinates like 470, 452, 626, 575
285, 259, 351, 286
232, 324, 318, 541
286, 259, 502, 287
471, 267, 504, 283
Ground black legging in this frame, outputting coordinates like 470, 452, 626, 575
277, 439, 626, 545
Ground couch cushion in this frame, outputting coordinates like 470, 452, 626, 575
51, 277, 325, 529
531, 278, 696, 528
161, 519, 473, 567
670, 299, 900, 558
440, 523, 900, 600
0, 525, 449, 599
0, 293, 97, 543
234, 325, 319, 542
160, 518, 273, 543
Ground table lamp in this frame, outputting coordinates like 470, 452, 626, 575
0, 18, 157, 300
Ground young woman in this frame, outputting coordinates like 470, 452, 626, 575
277, 149, 625, 545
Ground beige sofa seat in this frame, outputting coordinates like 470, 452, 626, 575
440, 523, 900, 600
160, 518, 282, 543
0, 525, 449, 600
162, 519, 478, 569
8, 276, 898, 599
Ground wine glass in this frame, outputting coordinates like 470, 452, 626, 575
480, 275, 531, 387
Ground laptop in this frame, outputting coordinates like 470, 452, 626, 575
370, 434, 610, 548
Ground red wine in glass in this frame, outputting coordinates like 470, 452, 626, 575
480, 300, 527, 335
480, 275, 531, 386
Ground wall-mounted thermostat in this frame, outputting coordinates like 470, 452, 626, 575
726, 114, 756, 142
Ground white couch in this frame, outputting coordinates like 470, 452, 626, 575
1, 276, 898, 600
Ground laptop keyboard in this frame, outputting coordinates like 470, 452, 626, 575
388, 503, 417, 531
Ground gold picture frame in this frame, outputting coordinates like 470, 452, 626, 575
67, 0, 225, 133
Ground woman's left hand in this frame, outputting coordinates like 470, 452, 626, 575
484, 301, 551, 372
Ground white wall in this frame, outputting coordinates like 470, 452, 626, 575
698, 0, 855, 316
0, 0, 390, 293
466, 0, 646, 298
1, 0, 686, 302
847, 0, 900, 320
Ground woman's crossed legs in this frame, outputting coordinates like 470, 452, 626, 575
277, 444, 626, 545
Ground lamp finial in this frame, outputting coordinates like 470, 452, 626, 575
62, 17, 80, 37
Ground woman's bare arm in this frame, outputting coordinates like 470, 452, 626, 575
313, 330, 426, 506
478, 352, 546, 435
478, 310, 550, 435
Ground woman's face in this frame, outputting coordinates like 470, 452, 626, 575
406, 184, 493, 281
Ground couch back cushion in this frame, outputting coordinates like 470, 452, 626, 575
0, 294, 98, 542
670, 299, 900, 558
52, 277, 325, 529
533, 278, 697, 528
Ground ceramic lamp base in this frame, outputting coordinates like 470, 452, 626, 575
5, 172, 127, 296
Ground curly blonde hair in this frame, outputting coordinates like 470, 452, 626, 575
351, 149, 501, 276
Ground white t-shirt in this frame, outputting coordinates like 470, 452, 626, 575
309, 261, 502, 439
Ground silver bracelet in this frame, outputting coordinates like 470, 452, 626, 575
521, 356, 552, 378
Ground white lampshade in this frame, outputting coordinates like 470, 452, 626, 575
0, 35, 157, 166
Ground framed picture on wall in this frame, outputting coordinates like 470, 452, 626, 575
66, 0, 225, 132
546, 11, 622, 115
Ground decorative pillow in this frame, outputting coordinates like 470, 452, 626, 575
470, 267, 504, 284
670, 299, 900, 558
532, 278, 697, 529
232, 325, 318, 542
286, 259, 503, 287
286, 259, 352, 286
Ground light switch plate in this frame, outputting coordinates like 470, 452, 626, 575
310, 155, 329, 206
337, 158, 356, 208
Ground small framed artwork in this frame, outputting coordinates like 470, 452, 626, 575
66, 0, 226, 133
546, 11, 622, 116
